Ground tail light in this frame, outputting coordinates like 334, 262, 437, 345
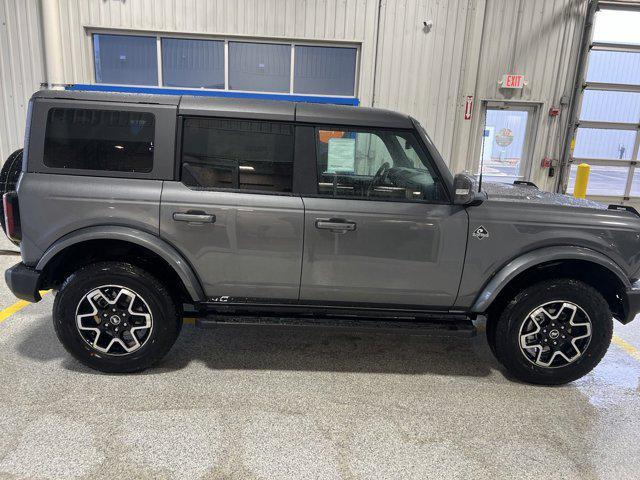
3, 191, 21, 243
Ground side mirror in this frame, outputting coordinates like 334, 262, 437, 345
453, 173, 485, 206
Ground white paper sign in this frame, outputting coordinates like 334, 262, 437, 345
326, 137, 356, 173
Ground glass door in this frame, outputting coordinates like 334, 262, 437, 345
478, 103, 537, 184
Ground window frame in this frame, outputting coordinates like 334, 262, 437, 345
304, 124, 452, 205
89, 29, 360, 100
178, 115, 297, 197
27, 98, 176, 180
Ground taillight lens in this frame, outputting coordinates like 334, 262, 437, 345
3, 191, 21, 243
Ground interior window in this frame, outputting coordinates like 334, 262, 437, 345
181, 117, 294, 193
43, 108, 155, 172
315, 128, 445, 202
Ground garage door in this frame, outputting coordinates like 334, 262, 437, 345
566, 4, 640, 204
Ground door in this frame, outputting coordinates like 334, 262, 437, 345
478, 102, 538, 184
160, 116, 304, 301
299, 126, 468, 308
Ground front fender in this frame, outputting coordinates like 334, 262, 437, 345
36, 226, 206, 302
470, 246, 630, 313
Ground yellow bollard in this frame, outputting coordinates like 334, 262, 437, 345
573, 163, 590, 199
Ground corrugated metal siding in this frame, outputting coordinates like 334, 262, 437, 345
470, 0, 587, 189
372, 0, 470, 161
0, 0, 588, 185
0, 0, 45, 161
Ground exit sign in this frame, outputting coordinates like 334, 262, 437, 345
500, 74, 526, 89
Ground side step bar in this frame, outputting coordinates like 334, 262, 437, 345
195, 315, 477, 338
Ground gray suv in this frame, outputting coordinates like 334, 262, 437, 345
4, 89, 640, 384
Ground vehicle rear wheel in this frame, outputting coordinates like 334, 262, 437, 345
0, 149, 23, 244
53, 262, 182, 373
493, 279, 612, 385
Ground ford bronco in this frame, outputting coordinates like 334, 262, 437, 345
3, 89, 640, 384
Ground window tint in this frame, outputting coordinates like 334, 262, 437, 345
162, 38, 224, 89
228, 42, 291, 92
44, 108, 155, 172
294, 46, 357, 96
94, 34, 158, 86
181, 118, 294, 193
316, 129, 445, 202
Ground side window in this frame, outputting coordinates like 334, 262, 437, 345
44, 108, 155, 172
315, 128, 446, 202
181, 117, 294, 193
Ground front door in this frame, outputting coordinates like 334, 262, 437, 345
160, 116, 304, 301
299, 126, 468, 308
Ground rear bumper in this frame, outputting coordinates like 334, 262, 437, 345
5, 262, 42, 302
623, 280, 640, 324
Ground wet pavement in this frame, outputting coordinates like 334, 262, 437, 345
0, 237, 639, 479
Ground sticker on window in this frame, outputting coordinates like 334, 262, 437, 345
327, 137, 356, 173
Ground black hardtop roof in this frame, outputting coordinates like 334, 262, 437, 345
32, 89, 414, 128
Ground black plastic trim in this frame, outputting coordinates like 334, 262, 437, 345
5, 262, 41, 303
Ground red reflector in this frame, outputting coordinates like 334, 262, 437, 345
3, 191, 21, 243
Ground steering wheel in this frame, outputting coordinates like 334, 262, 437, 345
367, 162, 390, 196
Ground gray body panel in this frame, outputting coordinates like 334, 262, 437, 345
456, 196, 640, 309
160, 182, 304, 300
18, 173, 162, 266
299, 197, 468, 306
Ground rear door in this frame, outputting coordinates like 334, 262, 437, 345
299, 126, 468, 308
160, 116, 304, 301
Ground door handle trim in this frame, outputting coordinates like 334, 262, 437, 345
173, 212, 216, 224
315, 218, 357, 232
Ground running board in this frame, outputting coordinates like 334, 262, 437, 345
195, 315, 477, 337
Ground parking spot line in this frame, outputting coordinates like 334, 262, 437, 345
0, 291, 50, 325
612, 335, 640, 362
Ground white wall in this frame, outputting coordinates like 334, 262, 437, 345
0, 0, 589, 195
0, 0, 45, 161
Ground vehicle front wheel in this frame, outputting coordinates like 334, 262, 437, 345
53, 262, 181, 373
492, 279, 613, 385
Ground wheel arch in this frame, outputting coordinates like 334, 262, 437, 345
36, 226, 206, 303
472, 246, 630, 323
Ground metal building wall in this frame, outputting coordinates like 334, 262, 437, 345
466, 0, 588, 190
0, 0, 589, 187
0, 0, 45, 161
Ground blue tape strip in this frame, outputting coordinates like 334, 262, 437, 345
65, 84, 360, 106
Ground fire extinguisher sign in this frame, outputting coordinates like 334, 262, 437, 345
464, 95, 473, 120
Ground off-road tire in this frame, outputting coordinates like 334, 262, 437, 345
53, 262, 182, 373
493, 279, 613, 385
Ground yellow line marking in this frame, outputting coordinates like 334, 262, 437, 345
612, 335, 640, 362
0, 290, 50, 325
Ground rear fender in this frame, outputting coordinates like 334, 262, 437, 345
36, 226, 206, 302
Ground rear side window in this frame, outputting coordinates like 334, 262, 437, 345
181, 117, 294, 193
44, 108, 155, 172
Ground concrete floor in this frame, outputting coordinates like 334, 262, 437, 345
0, 238, 639, 479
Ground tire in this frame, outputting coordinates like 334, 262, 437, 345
53, 262, 182, 373
0, 149, 23, 244
493, 279, 613, 385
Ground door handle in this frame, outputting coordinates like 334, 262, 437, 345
173, 211, 216, 224
315, 218, 357, 232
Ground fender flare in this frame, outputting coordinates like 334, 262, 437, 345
470, 246, 630, 313
36, 226, 206, 302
